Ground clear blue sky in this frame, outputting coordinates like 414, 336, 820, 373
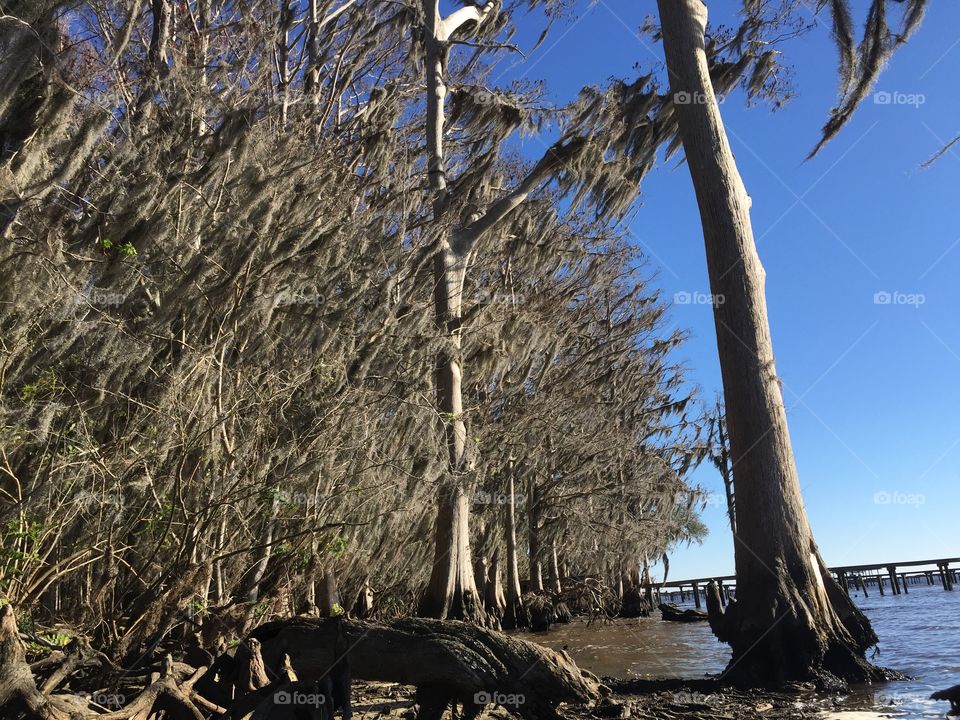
493, 0, 960, 579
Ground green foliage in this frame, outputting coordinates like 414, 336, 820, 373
26, 631, 72, 653
0, 518, 44, 578
20, 368, 64, 403
98, 237, 136, 257
321, 535, 348, 558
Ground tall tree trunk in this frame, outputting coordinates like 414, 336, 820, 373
274, 0, 294, 131
415, 0, 484, 621
486, 550, 506, 628
527, 478, 543, 592
641, 556, 653, 607
416, 241, 482, 621
503, 468, 527, 629
656, 0, 881, 685
413, 0, 553, 622
548, 545, 562, 594
243, 496, 278, 603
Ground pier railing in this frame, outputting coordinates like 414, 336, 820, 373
655, 557, 958, 609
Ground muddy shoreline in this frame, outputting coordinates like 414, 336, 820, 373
347, 678, 845, 720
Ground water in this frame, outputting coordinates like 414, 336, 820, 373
519, 582, 960, 718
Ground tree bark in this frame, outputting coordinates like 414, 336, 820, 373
242, 496, 278, 603
318, 568, 341, 616
274, 0, 294, 130
485, 551, 506, 628
415, 0, 484, 623
503, 468, 528, 630
656, 0, 881, 685
413, 0, 572, 622
473, 556, 489, 611
548, 545, 562, 595
527, 478, 543, 593
243, 617, 601, 720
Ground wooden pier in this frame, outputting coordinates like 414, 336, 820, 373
657, 557, 959, 608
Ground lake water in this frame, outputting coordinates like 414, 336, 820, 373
519, 582, 960, 718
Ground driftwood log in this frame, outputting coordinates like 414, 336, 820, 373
239, 616, 603, 720
658, 603, 708, 623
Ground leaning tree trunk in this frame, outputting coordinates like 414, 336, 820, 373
656, 0, 882, 685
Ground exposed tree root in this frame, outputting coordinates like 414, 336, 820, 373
1, 605, 208, 720
1, 606, 603, 720
241, 616, 602, 720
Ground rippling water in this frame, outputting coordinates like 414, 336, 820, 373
519, 582, 960, 718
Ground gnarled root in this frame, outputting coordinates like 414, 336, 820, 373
0, 605, 209, 720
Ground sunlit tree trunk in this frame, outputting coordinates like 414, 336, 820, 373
502, 466, 528, 629
527, 478, 543, 592
656, 0, 881, 684
318, 569, 341, 616
275, 0, 294, 131
415, 0, 481, 620
486, 550, 507, 627
413, 0, 571, 621
548, 545, 562, 594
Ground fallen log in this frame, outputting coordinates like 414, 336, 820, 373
233, 616, 603, 720
658, 603, 708, 623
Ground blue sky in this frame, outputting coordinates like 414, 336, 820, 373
493, 0, 960, 580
